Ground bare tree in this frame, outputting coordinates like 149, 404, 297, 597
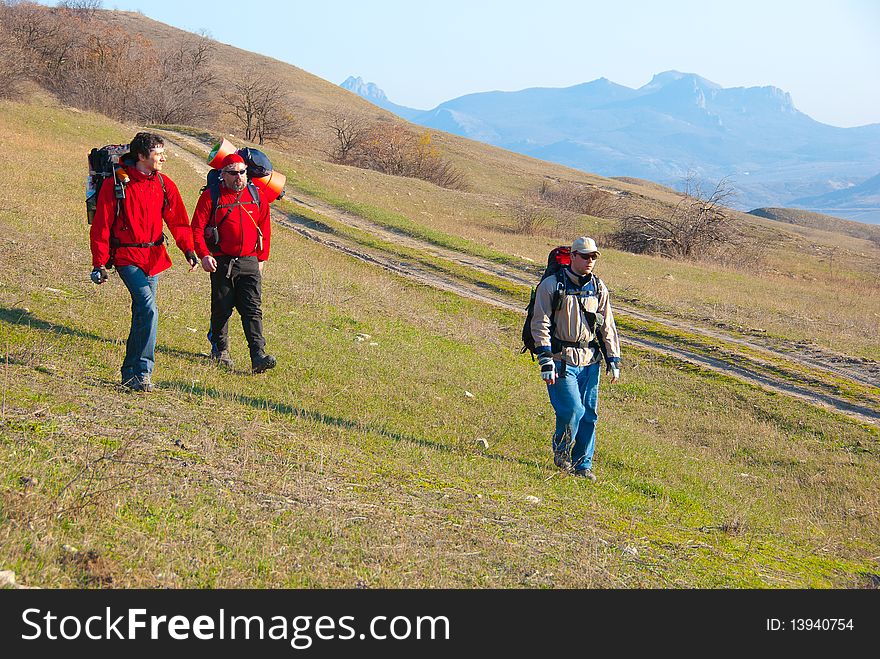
134, 36, 217, 125
56, 0, 102, 19
610, 175, 738, 259
327, 108, 369, 163
0, 2, 33, 98
223, 76, 296, 145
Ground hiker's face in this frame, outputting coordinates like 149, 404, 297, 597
140, 146, 166, 173
571, 251, 598, 276
222, 166, 248, 192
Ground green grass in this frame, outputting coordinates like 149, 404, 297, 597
1, 99, 879, 589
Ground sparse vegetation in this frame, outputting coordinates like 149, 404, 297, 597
0, 0, 216, 124
328, 110, 467, 190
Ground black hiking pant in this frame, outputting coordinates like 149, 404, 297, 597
210, 255, 266, 362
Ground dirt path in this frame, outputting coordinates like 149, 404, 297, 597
162, 131, 879, 425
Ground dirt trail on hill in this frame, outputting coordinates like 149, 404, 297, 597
162, 132, 879, 425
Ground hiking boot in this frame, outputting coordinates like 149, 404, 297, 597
251, 353, 276, 374
211, 349, 234, 369
553, 453, 573, 472
122, 376, 153, 393
574, 468, 597, 482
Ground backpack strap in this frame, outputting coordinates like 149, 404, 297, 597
247, 181, 260, 209
156, 172, 168, 214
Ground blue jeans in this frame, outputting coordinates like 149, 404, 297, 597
116, 265, 159, 385
547, 360, 601, 470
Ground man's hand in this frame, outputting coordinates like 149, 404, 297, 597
201, 255, 217, 273
538, 354, 556, 386
185, 250, 199, 272
258, 261, 264, 275
90, 266, 109, 285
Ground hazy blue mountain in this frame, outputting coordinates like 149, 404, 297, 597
339, 76, 423, 121
341, 72, 880, 223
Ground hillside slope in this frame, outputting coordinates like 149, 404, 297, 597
1, 97, 879, 590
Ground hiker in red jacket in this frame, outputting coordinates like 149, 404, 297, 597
191, 153, 276, 374
89, 131, 198, 392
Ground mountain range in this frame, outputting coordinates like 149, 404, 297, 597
341, 73, 880, 223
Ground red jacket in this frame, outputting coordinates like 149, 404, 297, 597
89, 166, 194, 276
191, 183, 271, 260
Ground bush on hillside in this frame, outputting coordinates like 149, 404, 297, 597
328, 112, 468, 191
536, 179, 622, 218
609, 176, 745, 260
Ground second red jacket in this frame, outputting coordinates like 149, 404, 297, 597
191, 184, 271, 261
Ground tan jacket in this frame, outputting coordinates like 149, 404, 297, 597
530, 269, 621, 367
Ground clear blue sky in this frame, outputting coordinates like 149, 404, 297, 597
87, 0, 879, 127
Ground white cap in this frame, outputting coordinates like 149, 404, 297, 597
571, 236, 600, 255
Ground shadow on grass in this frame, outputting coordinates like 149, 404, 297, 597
164, 379, 542, 471
0, 305, 208, 363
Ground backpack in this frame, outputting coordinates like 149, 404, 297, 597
521, 246, 609, 364
521, 247, 571, 357
86, 144, 130, 225
200, 167, 261, 252
238, 147, 273, 179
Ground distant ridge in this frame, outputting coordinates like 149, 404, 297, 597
342, 71, 880, 222
790, 172, 880, 224
748, 207, 880, 243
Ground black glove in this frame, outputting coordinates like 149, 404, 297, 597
185, 250, 199, 268
90, 266, 109, 285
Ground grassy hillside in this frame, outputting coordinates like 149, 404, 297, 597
1, 98, 879, 589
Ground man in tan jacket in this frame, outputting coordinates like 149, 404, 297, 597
530, 236, 621, 481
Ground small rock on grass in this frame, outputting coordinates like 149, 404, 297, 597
0, 570, 16, 588
524, 495, 541, 504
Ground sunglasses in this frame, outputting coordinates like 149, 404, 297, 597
573, 251, 598, 260
224, 169, 247, 176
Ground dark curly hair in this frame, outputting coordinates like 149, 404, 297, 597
129, 132, 164, 160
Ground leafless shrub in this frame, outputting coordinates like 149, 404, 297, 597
327, 112, 468, 190
609, 176, 742, 260
510, 200, 555, 235
537, 179, 623, 218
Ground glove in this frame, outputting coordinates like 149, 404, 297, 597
538, 354, 556, 385
185, 250, 199, 269
607, 361, 620, 382
90, 266, 109, 285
